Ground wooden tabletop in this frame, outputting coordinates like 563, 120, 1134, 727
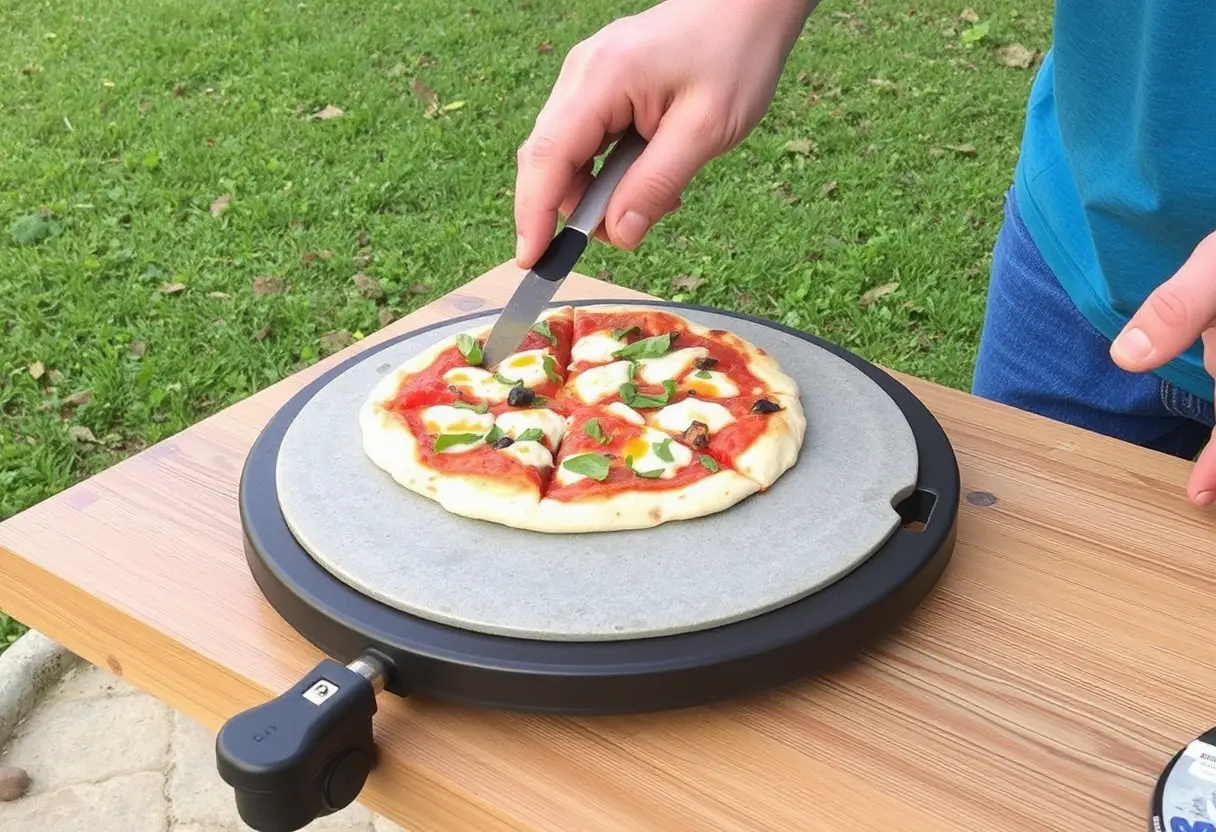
1, 264, 1214, 831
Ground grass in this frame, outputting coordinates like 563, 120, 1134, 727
0, 0, 1053, 647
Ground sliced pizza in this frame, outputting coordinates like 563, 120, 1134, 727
359, 303, 806, 533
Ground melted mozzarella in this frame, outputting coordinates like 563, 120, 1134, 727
635, 347, 709, 385
620, 427, 693, 479
494, 408, 567, 450
496, 349, 553, 388
420, 405, 495, 454
500, 440, 554, 469
683, 370, 739, 399
571, 331, 625, 365
605, 402, 645, 425
651, 399, 736, 434
421, 405, 496, 437
442, 367, 509, 403
571, 360, 633, 404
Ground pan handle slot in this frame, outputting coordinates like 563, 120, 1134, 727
894, 488, 937, 532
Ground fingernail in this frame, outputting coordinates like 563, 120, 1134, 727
617, 210, 650, 248
1112, 327, 1153, 364
1197, 490, 1215, 507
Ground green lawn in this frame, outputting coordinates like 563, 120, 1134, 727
0, 0, 1051, 647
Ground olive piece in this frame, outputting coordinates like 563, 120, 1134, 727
491, 435, 515, 449
751, 398, 782, 414
683, 420, 710, 449
694, 356, 719, 371
507, 385, 536, 407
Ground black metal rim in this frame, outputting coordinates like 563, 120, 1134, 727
239, 300, 961, 714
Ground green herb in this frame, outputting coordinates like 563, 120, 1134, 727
532, 394, 548, 406
652, 437, 675, 462
542, 354, 561, 385
617, 379, 678, 408
626, 359, 638, 380
694, 369, 712, 380
494, 371, 523, 387
698, 454, 720, 473
485, 425, 504, 444
451, 400, 489, 413
583, 417, 610, 445
456, 334, 483, 365
561, 453, 611, 481
434, 433, 483, 452
517, 427, 544, 442
612, 333, 673, 360
625, 456, 664, 479
611, 325, 641, 341
531, 319, 557, 346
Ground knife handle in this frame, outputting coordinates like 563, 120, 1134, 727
565, 126, 648, 237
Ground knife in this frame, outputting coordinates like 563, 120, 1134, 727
479, 126, 648, 368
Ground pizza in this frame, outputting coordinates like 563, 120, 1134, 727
358, 304, 806, 533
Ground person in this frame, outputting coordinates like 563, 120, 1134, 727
510, 0, 1215, 508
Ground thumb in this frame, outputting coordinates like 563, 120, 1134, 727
1111, 233, 1216, 372
601, 102, 723, 250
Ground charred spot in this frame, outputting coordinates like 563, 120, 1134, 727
507, 386, 536, 407
648, 507, 661, 520
708, 328, 728, 336
751, 398, 782, 414
683, 420, 710, 449
668, 330, 682, 343
447, 384, 462, 395
694, 356, 719, 371
491, 435, 515, 449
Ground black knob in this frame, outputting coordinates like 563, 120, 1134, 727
214, 657, 384, 832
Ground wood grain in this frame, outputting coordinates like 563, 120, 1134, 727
1, 261, 1214, 831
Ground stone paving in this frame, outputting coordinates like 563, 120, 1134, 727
0, 661, 405, 832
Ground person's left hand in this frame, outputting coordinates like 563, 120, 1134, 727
1110, 235, 1216, 507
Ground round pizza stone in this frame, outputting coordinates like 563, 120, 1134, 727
274, 305, 920, 642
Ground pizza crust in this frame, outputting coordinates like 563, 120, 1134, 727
733, 393, 806, 489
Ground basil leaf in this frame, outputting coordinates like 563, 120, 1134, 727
698, 454, 719, 473
612, 333, 672, 360
542, 354, 561, 385
456, 334, 483, 365
517, 427, 544, 442
434, 433, 483, 452
531, 319, 557, 346
625, 455, 664, 479
485, 425, 504, 444
611, 325, 641, 341
583, 417, 610, 445
494, 371, 523, 387
626, 359, 638, 380
694, 369, 712, 380
562, 452, 610, 481
652, 437, 675, 462
452, 400, 488, 413
618, 381, 674, 409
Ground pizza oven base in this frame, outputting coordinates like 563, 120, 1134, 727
216, 302, 960, 832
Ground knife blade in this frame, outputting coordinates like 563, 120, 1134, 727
480, 126, 648, 368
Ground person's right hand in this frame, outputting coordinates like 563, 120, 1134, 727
513, 0, 817, 268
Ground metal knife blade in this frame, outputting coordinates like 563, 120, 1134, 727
480, 127, 647, 368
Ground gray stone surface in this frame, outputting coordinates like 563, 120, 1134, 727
276, 303, 920, 642
0, 661, 406, 831
0, 631, 81, 749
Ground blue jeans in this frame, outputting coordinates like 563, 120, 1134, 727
971, 187, 1214, 460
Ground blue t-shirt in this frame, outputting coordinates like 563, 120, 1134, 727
1014, 0, 1215, 402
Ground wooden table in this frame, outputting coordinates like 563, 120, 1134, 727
1, 264, 1213, 831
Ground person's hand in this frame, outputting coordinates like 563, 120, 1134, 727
513, 0, 816, 268
1110, 236, 1216, 507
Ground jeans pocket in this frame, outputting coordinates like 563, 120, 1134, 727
1161, 380, 1216, 427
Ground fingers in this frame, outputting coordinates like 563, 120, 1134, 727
1192, 330, 1216, 507
1111, 232, 1216, 371
599, 100, 722, 250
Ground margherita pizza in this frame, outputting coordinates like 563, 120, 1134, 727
358, 305, 806, 533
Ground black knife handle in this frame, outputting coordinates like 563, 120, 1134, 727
532, 227, 589, 282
